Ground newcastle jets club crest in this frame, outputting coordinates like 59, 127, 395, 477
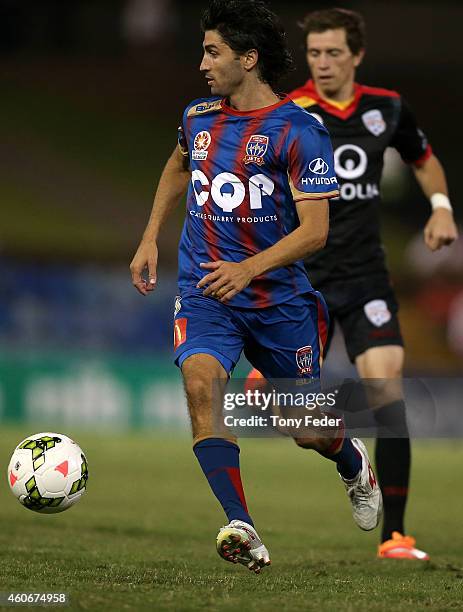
243, 134, 269, 166
296, 345, 313, 376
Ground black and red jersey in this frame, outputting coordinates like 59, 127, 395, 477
289, 79, 432, 284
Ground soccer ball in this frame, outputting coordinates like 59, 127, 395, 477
7, 432, 88, 514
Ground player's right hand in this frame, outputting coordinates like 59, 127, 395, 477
130, 240, 158, 296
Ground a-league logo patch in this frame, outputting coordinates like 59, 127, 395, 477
192, 131, 211, 161
243, 135, 269, 166
296, 345, 313, 376
362, 109, 386, 136
364, 299, 391, 327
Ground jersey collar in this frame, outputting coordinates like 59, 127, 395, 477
221, 95, 291, 117
298, 79, 363, 120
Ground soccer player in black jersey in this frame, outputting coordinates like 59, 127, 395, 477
291, 8, 458, 559
248, 7, 457, 559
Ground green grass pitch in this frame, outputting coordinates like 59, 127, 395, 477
0, 428, 462, 611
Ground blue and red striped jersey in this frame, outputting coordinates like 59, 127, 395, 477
177, 95, 339, 308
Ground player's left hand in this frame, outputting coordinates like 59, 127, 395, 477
423, 209, 458, 251
197, 260, 254, 302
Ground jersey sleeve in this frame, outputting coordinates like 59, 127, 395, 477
177, 103, 190, 158
177, 124, 189, 158
390, 98, 432, 165
287, 124, 339, 201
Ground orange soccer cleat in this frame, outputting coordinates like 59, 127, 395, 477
378, 532, 430, 560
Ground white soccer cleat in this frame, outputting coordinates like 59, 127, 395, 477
216, 520, 271, 574
341, 438, 383, 531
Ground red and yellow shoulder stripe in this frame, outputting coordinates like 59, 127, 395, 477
291, 95, 318, 109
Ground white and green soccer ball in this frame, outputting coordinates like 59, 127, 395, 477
7, 432, 88, 514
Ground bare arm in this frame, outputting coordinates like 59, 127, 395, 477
412, 154, 458, 251
130, 146, 190, 295
198, 199, 329, 302
244, 199, 328, 276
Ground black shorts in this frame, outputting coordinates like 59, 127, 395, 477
317, 274, 404, 363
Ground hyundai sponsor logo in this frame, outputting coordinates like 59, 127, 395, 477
308, 158, 329, 175
301, 176, 338, 186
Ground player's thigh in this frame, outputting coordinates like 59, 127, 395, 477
355, 345, 404, 379
339, 294, 405, 408
339, 293, 404, 366
314, 284, 343, 361
244, 292, 328, 380
181, 353, 228, 407
173, 295, 245, 438
181, 353, 229, 436
355, 345, 405, 409
245, 294, 338, 450
173, 294, 244, 376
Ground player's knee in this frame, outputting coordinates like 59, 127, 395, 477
366, 347, 403, 376
369, 357, 402, 379
183, 375, 211, 406
383, 361, 403, 379
182, 354, 227, 404
293, 436, 322, 451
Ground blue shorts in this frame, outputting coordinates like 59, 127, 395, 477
173, 292, 329, 379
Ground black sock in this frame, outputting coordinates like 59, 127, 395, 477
374, 401, 411, 542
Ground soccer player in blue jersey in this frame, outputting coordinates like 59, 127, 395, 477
130, 0, 382, 573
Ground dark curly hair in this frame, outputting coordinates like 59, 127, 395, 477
299, 8, 366, 55
201, 0, 293, 89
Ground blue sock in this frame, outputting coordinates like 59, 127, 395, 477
322, 437, 362, 480
193, 438, 254, 526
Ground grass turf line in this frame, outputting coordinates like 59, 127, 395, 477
0, 428, 462, 611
